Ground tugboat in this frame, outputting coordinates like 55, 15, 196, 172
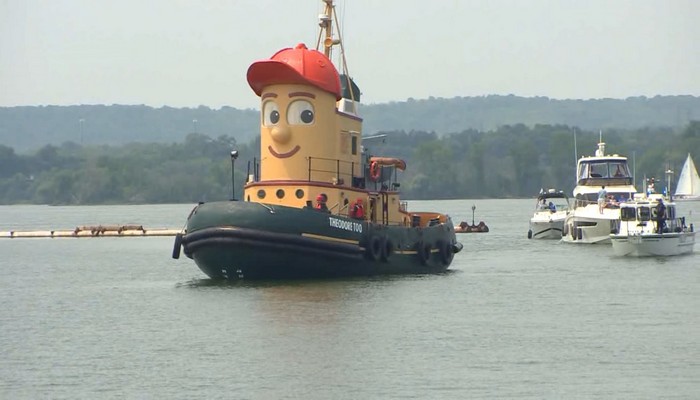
172, 0, 462, 280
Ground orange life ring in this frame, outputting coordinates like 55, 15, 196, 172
369, 161, 381, 181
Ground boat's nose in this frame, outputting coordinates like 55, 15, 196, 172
270, 125, 291, 144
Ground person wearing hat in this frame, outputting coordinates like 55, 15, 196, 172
315, 193, 329, 212
350, 198, 365, 220
656, 198, 666, 234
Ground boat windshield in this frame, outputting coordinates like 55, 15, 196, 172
577, 160, 632, 185
621, 206, 652, 221
578, 160, 631, 180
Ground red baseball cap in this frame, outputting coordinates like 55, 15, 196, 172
247, 43, 342, 100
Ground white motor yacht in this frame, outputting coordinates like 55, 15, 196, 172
562, 140, 637, 244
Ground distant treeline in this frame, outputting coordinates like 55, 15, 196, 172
1, 95, 699, 152
1, 122, 698, 205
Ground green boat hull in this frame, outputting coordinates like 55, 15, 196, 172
176, 201, 462, 280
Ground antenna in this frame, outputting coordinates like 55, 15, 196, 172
573, 127, 578, 183
632, 151, 636, 187
362, 133, 388, 142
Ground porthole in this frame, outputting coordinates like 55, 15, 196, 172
276, 189, 285, 199
257, 190, 266, 199
295, 189, 304, 199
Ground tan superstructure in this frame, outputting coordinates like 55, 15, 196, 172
241, 1, 421, 227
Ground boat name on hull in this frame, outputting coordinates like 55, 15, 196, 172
329, 217, 363, 233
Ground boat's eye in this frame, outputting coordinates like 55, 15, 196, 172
287, 100, 314, 125
263, 101, 280, 126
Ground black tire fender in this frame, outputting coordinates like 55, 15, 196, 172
366, 235, 382, 261
380, 237, 394, 262
437, 240, 454, 265
416, 241, 431, 265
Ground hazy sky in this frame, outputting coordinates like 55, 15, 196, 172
1, 0, 698, 110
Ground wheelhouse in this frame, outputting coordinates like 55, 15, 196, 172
577, 158, 633, 186
620, 202, 676, 222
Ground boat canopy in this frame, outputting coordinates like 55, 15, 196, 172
537, 189, 568, 201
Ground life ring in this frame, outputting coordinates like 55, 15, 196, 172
366, 235, 382, 261
369, 161, 381, 181
380, 237, 394, 262
416, 241, 431, 265
437, 240, 454, 265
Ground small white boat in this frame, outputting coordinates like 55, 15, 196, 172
528, 189, 571, 239
610, 194, 696, 256
674, 153, 700, 202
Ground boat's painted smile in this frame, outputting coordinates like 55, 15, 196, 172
268, 145, 300, 159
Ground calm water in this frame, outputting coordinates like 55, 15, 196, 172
1, 200, 699, 399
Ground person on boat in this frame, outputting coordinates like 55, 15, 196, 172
647, 178, 655, 196
598, 185, 607, 214
548, 201, 556, 212
656, 198, 666, 234
350, 198, 365, 219
538, 199, 547, 210
315, 193, 329, 212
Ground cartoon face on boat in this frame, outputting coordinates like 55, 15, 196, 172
247, 43, 341, 180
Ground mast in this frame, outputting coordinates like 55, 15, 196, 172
317, 0, 336, 59
316, 0, 355, 103
665, 163, 673, 201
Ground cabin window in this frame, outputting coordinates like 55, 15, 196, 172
295, 189, 304, 199
589, 162, 609, 178
639, 207, 651, 221
609, 162, 630, 178
620, 207, 636, 221
257, 190, 266, 199
578, 163, 590, 180
276, 189, 285, 199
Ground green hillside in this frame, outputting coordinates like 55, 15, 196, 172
1, 95, 698, 153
